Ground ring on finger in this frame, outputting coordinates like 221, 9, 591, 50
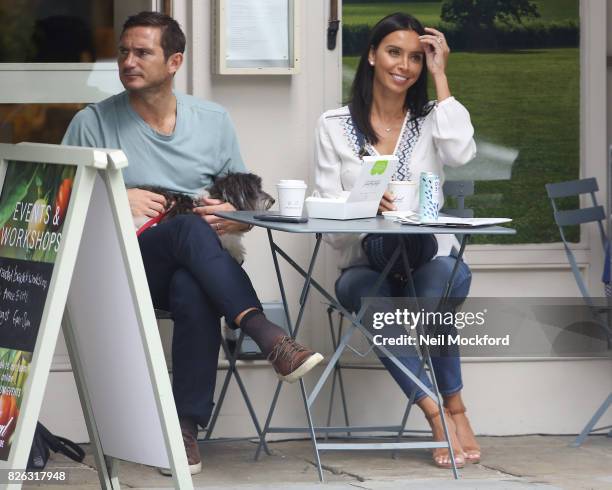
437, 37, 443, 45
216, 222, 220, 231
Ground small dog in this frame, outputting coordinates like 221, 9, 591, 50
134, 173, 275, 262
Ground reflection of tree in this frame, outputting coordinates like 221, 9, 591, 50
0, 0, 111, 62
32, 15, 95, 62
0, 0, 37, 62
440, 0, 540, 49
441, 0, 540, 30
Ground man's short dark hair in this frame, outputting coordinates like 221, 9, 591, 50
122, 11, 186, 60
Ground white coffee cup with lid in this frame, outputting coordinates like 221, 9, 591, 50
277, 180, 307, 216
388, 180, 417, 212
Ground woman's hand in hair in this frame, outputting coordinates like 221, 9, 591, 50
420, 27, 451, 101
378, 191, 396, 214
419, 27, 450, 78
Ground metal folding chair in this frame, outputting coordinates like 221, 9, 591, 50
323, 305, 429, 447
154, 309, 269, 453
442, 180, 475, 218
545, 177, 612, 446
324, 180, 475, 452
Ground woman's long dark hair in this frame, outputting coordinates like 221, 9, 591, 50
349, 13, 429, 145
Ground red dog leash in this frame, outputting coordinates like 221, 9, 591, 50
136, 211, 169, 237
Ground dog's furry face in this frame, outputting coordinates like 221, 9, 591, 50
141, 172, 274, 217
208, 173, 275, 211
136, 173, 274, 264
138, 173, 275, 263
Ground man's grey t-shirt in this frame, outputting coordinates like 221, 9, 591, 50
62, 91, 246, 195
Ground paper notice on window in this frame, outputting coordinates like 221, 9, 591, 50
226, 0, 289, 61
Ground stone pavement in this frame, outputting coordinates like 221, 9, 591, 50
23, 435, 612, 489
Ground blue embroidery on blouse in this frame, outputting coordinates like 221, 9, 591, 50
341, 102, 436, 182
341, 116, 362, 158
393, 116, 422, 181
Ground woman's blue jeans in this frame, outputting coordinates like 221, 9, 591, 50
335, 254, 472, 402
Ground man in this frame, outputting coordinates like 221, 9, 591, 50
62, 12, 322, 475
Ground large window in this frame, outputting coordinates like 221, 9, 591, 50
342, 0, 580, 244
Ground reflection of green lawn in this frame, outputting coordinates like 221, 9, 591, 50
344, 2, 441, 27
343, 48, 579, 244
343, 0, 578, 27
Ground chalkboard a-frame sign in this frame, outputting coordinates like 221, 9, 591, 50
0, 143, 193, 490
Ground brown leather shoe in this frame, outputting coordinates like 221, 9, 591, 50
160, 417, 202, 475
267, 336, 323, 383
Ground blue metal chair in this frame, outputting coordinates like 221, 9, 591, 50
545, 177, 612, 446
442, 180, 474, 218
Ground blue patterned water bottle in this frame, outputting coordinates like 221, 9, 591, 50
419, 172, 440, 222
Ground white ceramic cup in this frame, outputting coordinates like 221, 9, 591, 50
277, 180, 307, 216
387, 180, 417, 212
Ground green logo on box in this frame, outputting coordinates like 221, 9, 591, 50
370, 160, 388, 175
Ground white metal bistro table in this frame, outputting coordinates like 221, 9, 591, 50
216, 210, 515, 481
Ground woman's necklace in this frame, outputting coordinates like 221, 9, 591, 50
379, 122, 401, 136
373, 113, 405, 135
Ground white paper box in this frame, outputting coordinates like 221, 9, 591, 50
305, 196, 379, 220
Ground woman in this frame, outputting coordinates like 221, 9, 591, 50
314, 13, 479, 468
